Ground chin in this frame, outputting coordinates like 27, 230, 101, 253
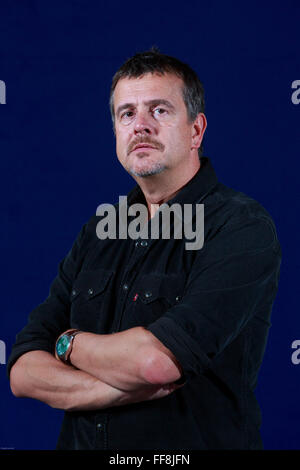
130, 163, 166, 178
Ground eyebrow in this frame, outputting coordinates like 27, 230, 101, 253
115, 99, 176, 118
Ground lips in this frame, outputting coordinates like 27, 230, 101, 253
133, 144, 156, 151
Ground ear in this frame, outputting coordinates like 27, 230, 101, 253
191, 113, 207, 150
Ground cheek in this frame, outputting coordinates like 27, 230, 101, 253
115, 133, 126, 160
163, 120, 191, 141
166, 127, 191, 152
179, 127, 193, 151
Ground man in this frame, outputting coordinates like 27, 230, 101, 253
8, 48, 281, 450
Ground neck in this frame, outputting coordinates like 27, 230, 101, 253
135, 159, 201, 219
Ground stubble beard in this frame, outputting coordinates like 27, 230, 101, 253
125, 140, 166, 178
129, 162, 166, 178
126, 153, 166, 178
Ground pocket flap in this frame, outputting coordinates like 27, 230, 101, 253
70, 269, 113, 301
138, 274, 185, 305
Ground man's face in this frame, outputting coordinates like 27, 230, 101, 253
113, 72, 198, 179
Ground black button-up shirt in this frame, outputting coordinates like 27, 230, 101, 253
7, 157, 282, 450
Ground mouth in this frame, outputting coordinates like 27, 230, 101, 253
132, 144, 157, 152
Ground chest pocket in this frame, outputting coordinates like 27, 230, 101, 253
70, 268, 113, 332
130, 273, 186, 327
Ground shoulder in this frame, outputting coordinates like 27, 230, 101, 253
202, 182, 280, 251
206, 182, 276, 225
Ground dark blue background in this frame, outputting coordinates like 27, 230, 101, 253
0, 0, 299, 450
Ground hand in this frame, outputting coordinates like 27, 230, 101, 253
110, 381, 184, 408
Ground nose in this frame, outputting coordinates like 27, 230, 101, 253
134, 110, 156, 136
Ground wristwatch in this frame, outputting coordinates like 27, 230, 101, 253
55, 329, 83, 364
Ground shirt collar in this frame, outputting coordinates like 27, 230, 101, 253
127, 157, 219, 207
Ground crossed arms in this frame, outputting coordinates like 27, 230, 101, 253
9, 326, 183, 411
9, 212, 281, 412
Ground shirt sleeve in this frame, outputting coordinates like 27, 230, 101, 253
146, 214, 282, 380
6, 222, 88, 377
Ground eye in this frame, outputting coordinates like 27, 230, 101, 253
120, 110, 135, 121
153, 107, 167, 116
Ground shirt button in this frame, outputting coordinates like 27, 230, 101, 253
144, 291, 152, 298
175, 295, 181, 302
123, 284, 129, 291
140, 240, 148, 247
96, 423, 103, 430
135, 241, 139, 247
71, 289, 76, 296
88, 288, 94, 295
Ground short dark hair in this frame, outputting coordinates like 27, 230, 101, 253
109, 47, 205, 156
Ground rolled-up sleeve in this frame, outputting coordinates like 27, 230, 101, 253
146, 215, 282, 379
6, 223, 87, 377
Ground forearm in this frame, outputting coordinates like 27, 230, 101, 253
70, 327, 182, 391
10, 350, 178, 411
10, 350, 117, 411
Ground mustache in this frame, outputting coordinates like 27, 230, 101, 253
127, 137, 164, 155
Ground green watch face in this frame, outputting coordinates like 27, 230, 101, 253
56, 334, 71, 357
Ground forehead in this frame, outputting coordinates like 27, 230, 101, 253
113, 72, 185, 109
